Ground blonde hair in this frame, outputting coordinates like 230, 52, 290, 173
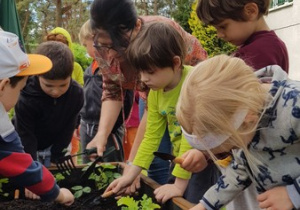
177, 54, 269, 171
78, 19, 94, 45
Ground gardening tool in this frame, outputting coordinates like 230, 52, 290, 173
55, 147, 97, 177
153, 152, 184, 164
80, 146, 116, 181
81, 190, 115, 207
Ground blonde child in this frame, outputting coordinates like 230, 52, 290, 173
177, 54, 299, 210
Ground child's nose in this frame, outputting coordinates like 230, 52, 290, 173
140, 73, 149, 83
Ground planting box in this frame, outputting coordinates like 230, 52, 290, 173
0, 162, 195, 209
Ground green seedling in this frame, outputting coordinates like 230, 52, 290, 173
0, 178, 9, 197
71, 185, 91, 198
54, 172, 65, 183
88, 163, 121, 190
117, 194, 160, 210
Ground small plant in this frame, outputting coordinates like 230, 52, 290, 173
71, 185, 91, 198
53, 172, 65, 183
88, 163, 121, 191
117, 194, 160, 210
0, 178, 9, 197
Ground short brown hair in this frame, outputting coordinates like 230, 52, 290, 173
35, 41, 74, 80
196, 0, 270, 25
127, 22, 186, 73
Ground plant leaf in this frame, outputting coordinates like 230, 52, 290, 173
72, 185, 83, 191
117, 196, 139, 210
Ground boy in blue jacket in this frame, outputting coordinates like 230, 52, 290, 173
0, 30, 74, 204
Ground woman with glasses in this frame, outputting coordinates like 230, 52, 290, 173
86, 0, 213, 202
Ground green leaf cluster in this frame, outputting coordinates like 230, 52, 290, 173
0, 178, 9, 197
117, 194, 160, 210
88, 164, 121, 191
73, 43, 93, 71
71, 185, 91, 198
188, 1, 236, 57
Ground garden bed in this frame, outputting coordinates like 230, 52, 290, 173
0, 163, 195, 210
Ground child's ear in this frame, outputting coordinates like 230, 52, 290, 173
243, 112, 259, 126
243, 3, 259, 21
0, 78, 10, 96
133, 18, 142, 37
173, 56, 182, 70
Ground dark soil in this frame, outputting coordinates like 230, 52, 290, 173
0, 164, 137, 210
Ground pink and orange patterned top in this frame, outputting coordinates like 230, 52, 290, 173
98, 15, 207, 102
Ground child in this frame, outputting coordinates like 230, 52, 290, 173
0, 30, 74, 205
46, 27, 84, 86
196, 0, 289, 72
46, 27, 84, 163
177, 54, 300, 210
182, 0, 289, 208
78, 19, 133, 163
104, 22, 218, 203
14, 41, 84, 167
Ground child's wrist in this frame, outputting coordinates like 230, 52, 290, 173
55, 190, 65, 203
125, 160, 133, 166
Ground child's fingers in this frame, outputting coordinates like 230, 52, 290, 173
257, 191, 267, 202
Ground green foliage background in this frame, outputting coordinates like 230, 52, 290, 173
73, 43, 93, 71
188, 1, 237, 57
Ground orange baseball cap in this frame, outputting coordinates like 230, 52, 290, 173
0, 30, 52, 79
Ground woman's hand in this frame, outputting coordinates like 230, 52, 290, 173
86, 132, 107, 157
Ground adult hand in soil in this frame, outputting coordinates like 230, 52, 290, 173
25, 188, 40, 200
257, 186, 294, 210
180, 149, 208, 173
55, 188, 74, 206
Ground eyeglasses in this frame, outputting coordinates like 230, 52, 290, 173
93, 29, 134, 68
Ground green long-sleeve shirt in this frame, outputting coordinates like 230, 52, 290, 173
133, 66, 192, 179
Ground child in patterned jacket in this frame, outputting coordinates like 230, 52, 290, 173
176, 55, 300, 210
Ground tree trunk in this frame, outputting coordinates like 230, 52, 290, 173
56, 0, 63, 27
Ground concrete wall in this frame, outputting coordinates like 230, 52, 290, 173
265, 1, 300, 80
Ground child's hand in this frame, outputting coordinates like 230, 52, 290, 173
189, 203, 206, 210
257, 186, 294, 210
180, 149, 208, 173
55, 188, 74, 206
122, 164, 141, 195
154, 183, 184, 203
104, 173, 137, 196
25, 188, 40, 200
